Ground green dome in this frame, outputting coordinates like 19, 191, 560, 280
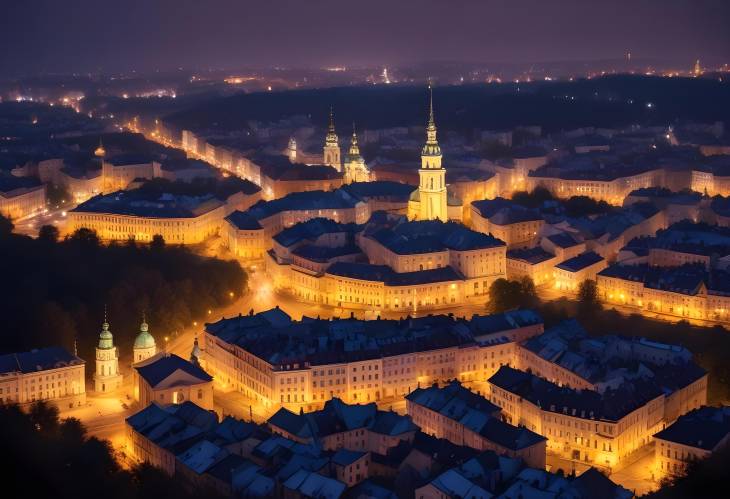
98, 321, 114, 350
134, 321, 156, 350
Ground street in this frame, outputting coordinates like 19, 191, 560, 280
13, 206, 70, 237
545, 442, 658, 496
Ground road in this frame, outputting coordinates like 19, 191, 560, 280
13, 206, 70, 237
545, 443, 658, 496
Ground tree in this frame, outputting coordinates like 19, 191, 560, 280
0, 401, 212, 499
28, 400, 60, 434
511, 186, 555, 209
0, 221, 247, 371
150, 234, 165, 251
487, 277, 538, 313
577, 279, 601, 318
563, 195, 612, 217
46, 182, 70, 207
38, 224, 59, 244
0, 214, 13, 237
67, 227, 100, 247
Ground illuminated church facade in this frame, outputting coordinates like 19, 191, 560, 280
407, 86, 463, 222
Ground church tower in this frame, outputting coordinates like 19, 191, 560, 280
344, 124, 370, 184
94, 311, 123, 393
287, 136, 297, 163
190, 336, 202, 368
94, 138, 106, 159
133, 315, 157, 365
416, 85, 448, 222
323, 107, 341, 171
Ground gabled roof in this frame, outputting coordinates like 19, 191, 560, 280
556, 251, 604, 273
268, 398, 416, 442
134, 353, 212, 388
283, 469, 346, 499
331, 449, 366, 467
654, 406, 730, 451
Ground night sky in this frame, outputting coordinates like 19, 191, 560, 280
1, 0, 728, 76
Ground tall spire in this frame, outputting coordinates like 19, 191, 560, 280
325, 106, 338, 146
349, 122, 361, 157
422, 83, 440, 155
427, 82, 435, 129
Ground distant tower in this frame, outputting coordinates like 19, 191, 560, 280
413, 85, 447, 222
694, 59, 702, 76
190, 336, 202, 367
344, 124, 370, 184
94, 310, 123, 393
323, 107, 341, 171
94, 138, 106, 158
133, 315, 157, 365
287, 136, 297, 163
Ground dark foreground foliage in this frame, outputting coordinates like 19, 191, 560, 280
0, 216, 246, 369
0, 401, 222, 499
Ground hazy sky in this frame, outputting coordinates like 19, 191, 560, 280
1, 0, 728, 76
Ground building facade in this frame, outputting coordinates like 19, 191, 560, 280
0, 347, 86, 409
201, 308, 543, 414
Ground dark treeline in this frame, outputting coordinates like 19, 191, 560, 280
166, 75, 730, 134
0, 401, 222, 499
511, 186, 613, 217
0, 217, 246, 369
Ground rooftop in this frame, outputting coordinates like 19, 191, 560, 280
489, 364, 685, 422
653, 406, 730, 450
555, 251, 604, 273
0, 346, 84, 374
204, 308, 541, 369
507, 246, 556, 265
471, 197, 544, 225
134, 353, 213, 388
268, 398, 418, 441
367, 219, 505, 255
71, 190, 224, 218
237, 189, 361, 223
406, 381, 546, 451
